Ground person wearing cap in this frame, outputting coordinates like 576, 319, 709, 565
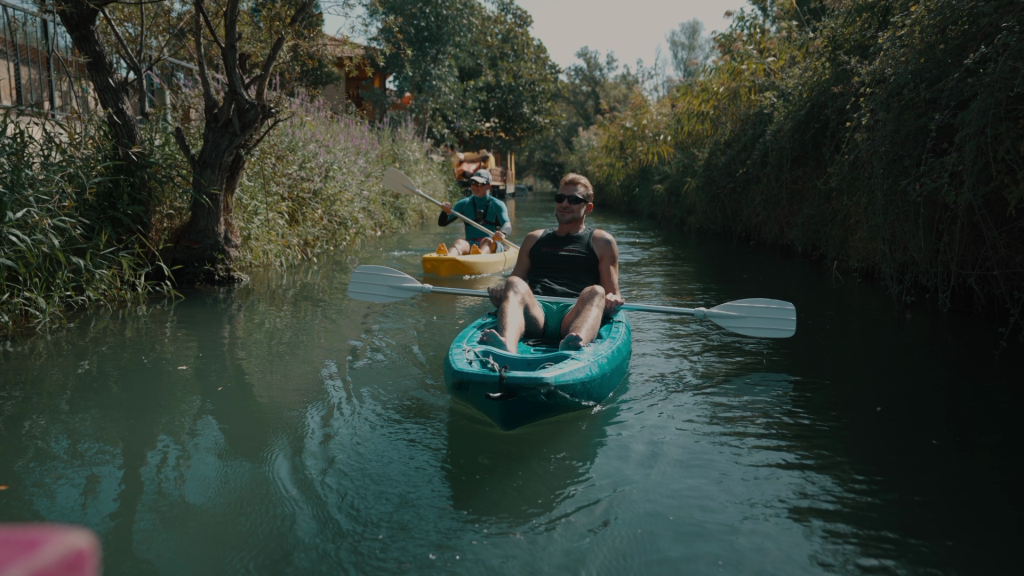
436, 169, 511, 256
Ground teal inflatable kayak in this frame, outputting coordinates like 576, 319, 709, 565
444, 311, 632, 430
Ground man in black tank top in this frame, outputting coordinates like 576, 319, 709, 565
480, 173, 624, 352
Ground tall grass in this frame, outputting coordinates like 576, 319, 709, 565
160, 82, 456, 270
232, 96, 454, 268
0, 112, 174, 335
582, 0, 1024, 339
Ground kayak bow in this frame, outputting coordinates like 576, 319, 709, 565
444, 312, 632, 430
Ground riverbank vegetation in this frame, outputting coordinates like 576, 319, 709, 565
1, 96, 447, 334
2, 0, 560, 336
0, 112, 173, 334
527, 0, 1024, 338
0, 2, 454, 335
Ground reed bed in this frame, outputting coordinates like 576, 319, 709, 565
232, 97, 453, 269
0, 112, 174, 334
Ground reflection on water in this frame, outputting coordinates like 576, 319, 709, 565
444, 404, 611, 523
1, 195, 1021, 575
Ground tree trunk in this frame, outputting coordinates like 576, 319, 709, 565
167, 112, 256, 283
163, 0, 313, 284
55, 0, 150, 234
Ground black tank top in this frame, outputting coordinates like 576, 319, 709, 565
527, 227, 601, 297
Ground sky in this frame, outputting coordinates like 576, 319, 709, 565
323, 0, 750, 75
513, 0, 748, 71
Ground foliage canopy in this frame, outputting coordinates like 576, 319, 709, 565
574, 0, 1024, 336
366, 0, 559, 149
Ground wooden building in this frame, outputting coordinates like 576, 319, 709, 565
322, 37, 408, 119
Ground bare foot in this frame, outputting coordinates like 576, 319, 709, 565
480, 328, 512, 352
559, 333, 586, 351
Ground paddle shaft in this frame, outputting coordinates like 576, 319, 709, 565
411, 187, 521, 250
348, 264, 797, 338
421, 284, 707, 317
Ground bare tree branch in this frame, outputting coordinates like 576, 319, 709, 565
146, 11, 192, 75
194, 0, 225, 52
191, 8, 217, 111
221, 0, 246, 97
173, 125, 195, 167
136, 0, 146, 67
98, 6, 142, 76
254, 0, 314, 101
248, 115, 289, 151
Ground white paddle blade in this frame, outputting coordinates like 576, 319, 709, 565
706, 298, 797, 338
382, 168, 419, 196
347, 265, 425, 303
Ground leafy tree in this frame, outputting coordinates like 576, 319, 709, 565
517, 47, 637, 186
666, 18, 712, 81
575, 0, 1024, 336
465, 0, 559, 149
563, 47, 633, 128
366, 0, 558, 149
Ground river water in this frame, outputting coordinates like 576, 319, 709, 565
1, 194, 1021, 575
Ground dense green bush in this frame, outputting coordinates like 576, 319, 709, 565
582, 0, 1024, 337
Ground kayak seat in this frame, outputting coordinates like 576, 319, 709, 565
478, 348, 573, 372
517, 320, 614, 348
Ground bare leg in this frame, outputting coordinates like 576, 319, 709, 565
559, 285, 606, 350
477, 238, 496, 254
479, 277, 545, 353
449, 238, 471, 256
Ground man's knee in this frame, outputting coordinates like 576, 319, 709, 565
580, 285, 605, 301
505, 276, 530, 294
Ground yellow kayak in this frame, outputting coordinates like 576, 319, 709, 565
422, 246, 519, 276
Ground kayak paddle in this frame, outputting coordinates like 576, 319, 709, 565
382, 168, 521, 250
348, 265, 797, 339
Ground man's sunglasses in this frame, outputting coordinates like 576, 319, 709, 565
554, 193, 587, 205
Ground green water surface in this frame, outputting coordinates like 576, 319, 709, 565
1, 195, 1021, 575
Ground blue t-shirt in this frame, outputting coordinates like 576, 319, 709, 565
441, 195, 510, 242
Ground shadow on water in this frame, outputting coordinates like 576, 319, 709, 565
183, 289, 274, 459
660, 232, 1024, 574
